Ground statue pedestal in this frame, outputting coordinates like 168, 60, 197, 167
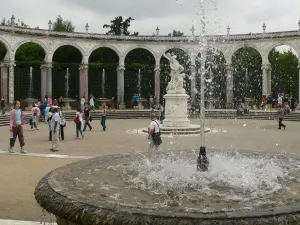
97, 98, 109, 110
137, 98, 146, 109
64, 98, 75, 110
23, 98, 37, 111
163, 93, 191, 127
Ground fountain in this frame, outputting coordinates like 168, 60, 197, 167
206, 68, 215, 109
23, 66, 37, 111
35, 150, 300, 224
63, 68, 75, 110
97, 69, 109, 109
34, 1, 300, 224
244, 68, 254, 108
136, 68, 147, 109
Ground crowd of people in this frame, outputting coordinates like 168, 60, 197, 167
6, 91, 295, 154
8, 95, 108, 154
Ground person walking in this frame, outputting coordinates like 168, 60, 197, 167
83, 104, 92, 132
58, 96, 64, 111
47, 107, 53, 141
110, 97, 116, 110
89, 94, 95, 112
58, 108, 66, 140
50, 107, 61, 152
1, 96, 5, 115
74, 108, 84, 139
277, 106, 286, 130
101, 107, 107, 131
39, 102, 46, 123
148, 113, 162, 151
8, 101, 26, 154
158, 104, 164, 124
30, 108, 39, 131
81, 96, 85, 110
291, 96, 296, 111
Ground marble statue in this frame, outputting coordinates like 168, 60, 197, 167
162, 52, 186, 94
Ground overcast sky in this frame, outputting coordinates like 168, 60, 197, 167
0, 0, 300, 36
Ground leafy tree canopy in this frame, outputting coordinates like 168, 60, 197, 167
53, 15, 75, 32
103, 16, 138, 36
168, 30, 184, 37
1, 16, 29, 28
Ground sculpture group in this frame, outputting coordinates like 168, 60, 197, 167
163, 52, 186, 94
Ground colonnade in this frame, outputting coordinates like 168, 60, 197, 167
0, 56, 299, 109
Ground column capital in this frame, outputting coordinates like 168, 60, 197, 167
154, 65, 160, 72
41, 63, 52, 69
226, 64, 233, 72
117, 65, 125, 71
8, 61, 16, 67
261, 62, 271, 70
79, 63, 88, 70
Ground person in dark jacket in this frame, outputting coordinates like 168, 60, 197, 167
39, 103, 46, 122
1, 96, 5, 115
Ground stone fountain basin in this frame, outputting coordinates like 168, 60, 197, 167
35, 150, 300, 225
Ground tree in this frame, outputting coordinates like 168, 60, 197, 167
232, 47, 262, 104
269, 49, 298, 97
52, 16, 75, 32
1, 17, 29, 28
168, 30, 184, 37
103, 16, 139, 36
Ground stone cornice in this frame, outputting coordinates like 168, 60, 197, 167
0, 25, 299, 43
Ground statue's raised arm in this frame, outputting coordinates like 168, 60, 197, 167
162, 52, 171, 61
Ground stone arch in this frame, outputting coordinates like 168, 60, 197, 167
124, 46, 156, 65
161, 46, 190, 60
267, 42, 299, 57
51, 42, 85, 60
88, 46, 120, 99
268, 43, 299, 99
231, 46, 263, 102
14, 39, 48, 57
196, 47, 227, 64
124, 47, 156, 106
0, 37, 12, 58
230, 44, 263, 63
87, 45, 121, 61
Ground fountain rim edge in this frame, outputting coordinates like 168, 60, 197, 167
34, 149, 300, 223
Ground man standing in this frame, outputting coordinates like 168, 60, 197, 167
50, 107, 61, 152
8, 101, 26, 154
148, 113, 162, 151
277, 106, 286, 130
83, 104, 92, 132
1, 96, 5, 115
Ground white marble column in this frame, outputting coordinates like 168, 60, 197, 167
0, 62, 8, 104
267, 66, 272, 96
40, 64, 48, 101
46, 63, 53, 97
79, 64, 88, 101
190, 64, 196, 105
117, 65, 125, 108
226, 65, 233, 107
262, 63, 269, 97
8, 61, 15, 107
154, 65, 160, 106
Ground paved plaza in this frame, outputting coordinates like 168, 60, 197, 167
0, 118, 299, 223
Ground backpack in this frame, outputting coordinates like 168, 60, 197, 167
74, 115, 81, 124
